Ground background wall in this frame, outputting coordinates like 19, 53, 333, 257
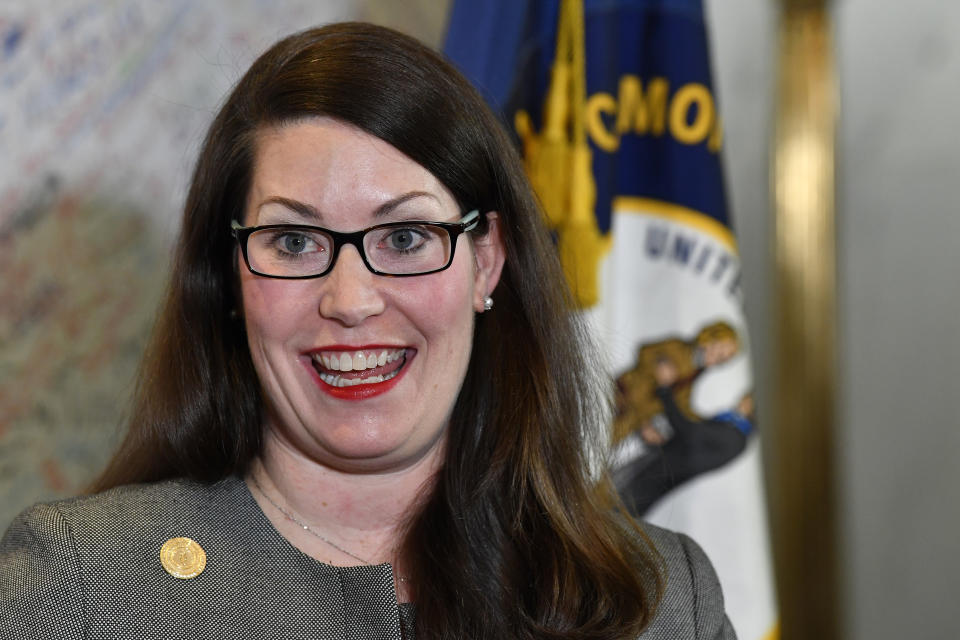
835, 1, 960, 637
2, 2, 958, 639
709, 1, 960, 639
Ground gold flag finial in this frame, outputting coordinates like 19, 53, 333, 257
515, 0, 611, 308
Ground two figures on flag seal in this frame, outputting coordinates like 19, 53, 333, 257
611, 321, 755, 515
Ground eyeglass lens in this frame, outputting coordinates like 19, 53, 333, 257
246, 222, 455, 277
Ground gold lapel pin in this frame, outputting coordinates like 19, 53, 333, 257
160, 537, 207, 579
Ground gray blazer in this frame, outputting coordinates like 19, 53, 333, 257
0, 477, 735, 639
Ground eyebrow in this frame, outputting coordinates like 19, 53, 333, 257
256, 191, 440, 223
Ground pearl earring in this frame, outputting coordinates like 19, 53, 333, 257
483, 296, 494, 311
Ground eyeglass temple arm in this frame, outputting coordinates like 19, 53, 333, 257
460, 210, 480, 231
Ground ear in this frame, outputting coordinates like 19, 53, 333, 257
472, 212, 506, 313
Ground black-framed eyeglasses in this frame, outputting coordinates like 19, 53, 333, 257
231, 210, 480, 279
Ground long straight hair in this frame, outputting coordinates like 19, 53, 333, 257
93, 22, 663, 639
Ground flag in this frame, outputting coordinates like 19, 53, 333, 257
445, 1, 777, 637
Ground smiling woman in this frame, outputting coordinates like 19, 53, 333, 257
237, 118, 501, 478
0, 22, 734, 640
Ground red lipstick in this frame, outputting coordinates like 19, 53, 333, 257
303, 347, 412, 401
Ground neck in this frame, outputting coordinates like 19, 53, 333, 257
248, 430, 443, 570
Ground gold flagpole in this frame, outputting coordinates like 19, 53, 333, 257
772, 1, 839, 639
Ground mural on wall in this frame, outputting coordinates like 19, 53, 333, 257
0, 0, 369, 528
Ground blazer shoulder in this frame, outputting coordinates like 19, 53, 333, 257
1, 478, 236, 639
2, 479, 219, 580
637, 522, 737, 640
1, 501, 87, 638
58, 476, 205, 514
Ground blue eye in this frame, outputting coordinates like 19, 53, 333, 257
376, 227, 431, 254
385, 228, 424, 252
281, 233, 310, 254
258, 228, 327, 260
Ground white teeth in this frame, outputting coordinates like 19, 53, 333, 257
314, 349, 406, 373
312, 348, 407, 389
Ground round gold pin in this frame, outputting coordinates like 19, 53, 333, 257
159, 537, 207, 579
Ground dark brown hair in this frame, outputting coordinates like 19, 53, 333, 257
93, 22, 662, 639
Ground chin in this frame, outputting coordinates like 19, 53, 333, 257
318, 426, 448, 474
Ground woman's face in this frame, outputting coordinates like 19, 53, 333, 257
239, 118, 503, 474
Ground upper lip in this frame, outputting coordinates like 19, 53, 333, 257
306, 344, 407, 353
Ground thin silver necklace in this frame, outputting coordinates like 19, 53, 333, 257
248, 473, 374, 566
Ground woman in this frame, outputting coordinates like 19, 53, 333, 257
0, 22, 734, 639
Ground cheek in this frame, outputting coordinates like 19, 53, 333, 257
240, 275, 312, 343
402, 273, 476, 357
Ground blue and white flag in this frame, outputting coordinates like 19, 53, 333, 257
446, 1, 777, 637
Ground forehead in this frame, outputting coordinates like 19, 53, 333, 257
247, 117, 457, 226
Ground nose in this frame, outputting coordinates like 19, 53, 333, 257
317, 244, 386, 326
